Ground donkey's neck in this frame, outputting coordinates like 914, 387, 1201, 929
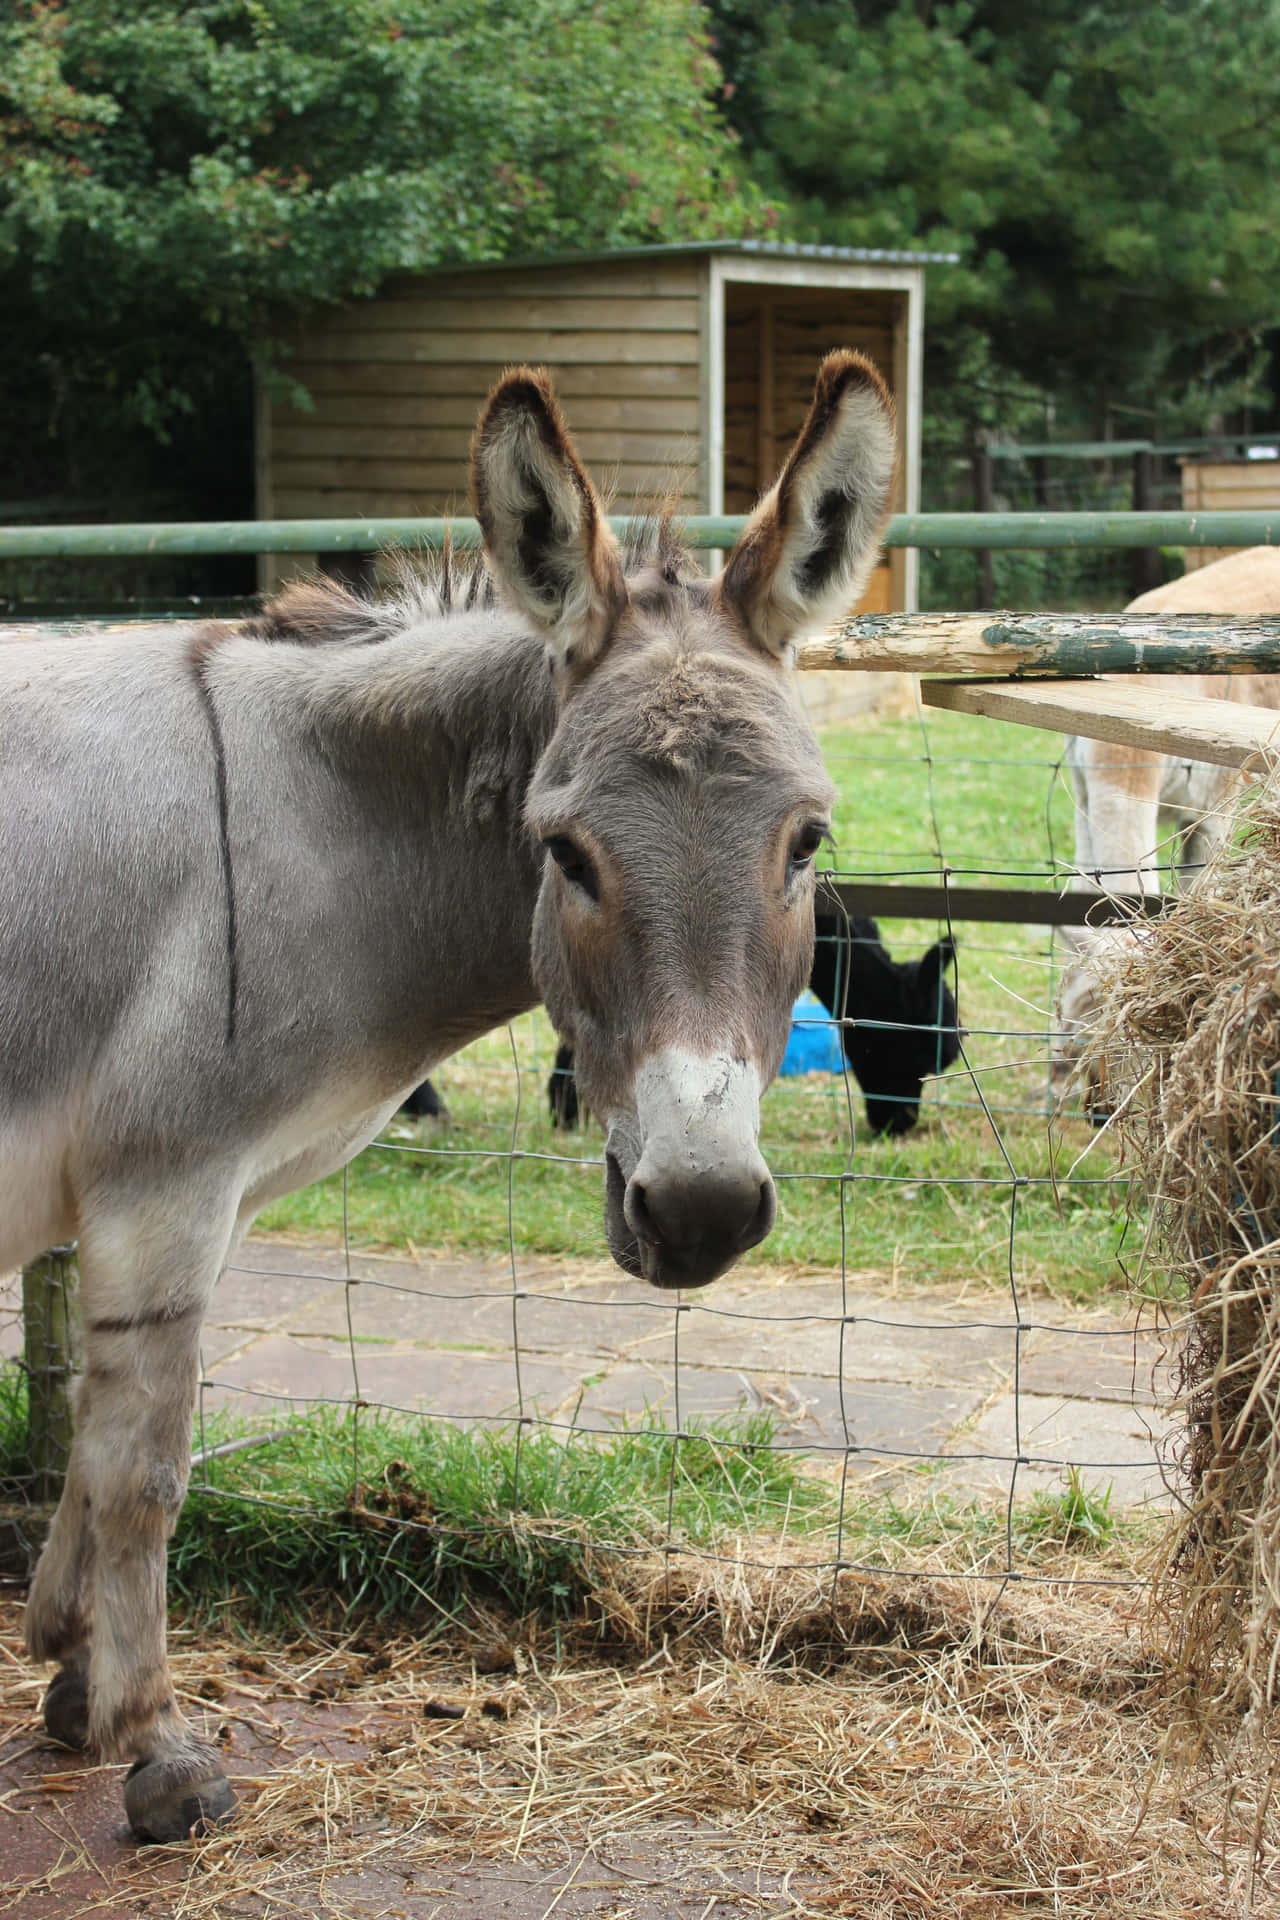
205, 608, 558, 1076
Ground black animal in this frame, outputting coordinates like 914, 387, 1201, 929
548, 1039, 582, 1128
810, 914, 961, 1135
546, 914, 962, 1138
399, 1078, 447, 1120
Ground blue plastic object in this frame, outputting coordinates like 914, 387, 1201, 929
778, 990, 844, 1076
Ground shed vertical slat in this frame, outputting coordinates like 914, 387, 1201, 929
756, 296, 776, 497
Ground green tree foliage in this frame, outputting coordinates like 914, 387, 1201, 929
0, 0, 760, 481
711, 0, 1280, 437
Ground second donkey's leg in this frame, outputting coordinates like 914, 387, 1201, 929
57, 1200, 234, 1840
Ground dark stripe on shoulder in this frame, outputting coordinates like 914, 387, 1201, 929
186, 632, 239, 1050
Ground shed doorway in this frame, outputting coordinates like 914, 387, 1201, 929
721, 280, 911, 616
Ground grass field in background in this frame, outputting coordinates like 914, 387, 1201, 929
260, 706, 1137, 1304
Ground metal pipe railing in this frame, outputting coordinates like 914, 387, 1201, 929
2, 509, 1279, 560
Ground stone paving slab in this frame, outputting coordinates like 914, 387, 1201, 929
1017, 1322, 1175, 1407
202, 1337, 584, 1427
947, 1390, 1175, 1507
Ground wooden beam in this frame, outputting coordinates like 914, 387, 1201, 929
921, 677, 1280, 771
798, 609, 1280, 677
822, 881, 1167, 927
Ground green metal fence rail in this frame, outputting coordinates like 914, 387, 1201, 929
986, 435, 1280, 461
2, 509, 1279, 561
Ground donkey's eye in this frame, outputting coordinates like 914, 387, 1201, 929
543, 836, 599, 901
789, 823, 827, 873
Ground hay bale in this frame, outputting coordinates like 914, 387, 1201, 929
1087, 769, 1280, 1743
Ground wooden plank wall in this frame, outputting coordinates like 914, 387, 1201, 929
266, 257, 704, 532
1181, 458, 1280, 570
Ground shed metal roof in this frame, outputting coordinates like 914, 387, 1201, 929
411, 238, 958, 278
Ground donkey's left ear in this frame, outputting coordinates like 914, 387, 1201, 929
716, 350, 897, 660
471, 366, 627, 678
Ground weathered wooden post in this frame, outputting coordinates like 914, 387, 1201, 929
21, 1245, 81, 1504
971, 433, 994, 609
1130, 447, 1161, 598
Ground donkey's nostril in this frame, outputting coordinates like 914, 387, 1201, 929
748, 1176, 776, 1248
623, 1177, 657, 1245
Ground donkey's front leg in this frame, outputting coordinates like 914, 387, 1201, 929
26, 1434, 96, 1751
27, 1210, 236, 1842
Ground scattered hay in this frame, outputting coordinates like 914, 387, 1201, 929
2, 1552, 1276, 1918
1088, 767, 1280, 1772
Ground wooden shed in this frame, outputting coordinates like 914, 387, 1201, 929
1181, 450, 1280, 570
257, 241, 942, 612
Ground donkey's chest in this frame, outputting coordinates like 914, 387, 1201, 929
235, 1082, 408, 1223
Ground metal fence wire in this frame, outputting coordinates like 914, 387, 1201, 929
0, 677, 1186, 1606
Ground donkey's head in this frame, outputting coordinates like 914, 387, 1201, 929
472, 354, 897, 1288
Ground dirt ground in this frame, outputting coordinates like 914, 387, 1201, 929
4, 1555, 1280, 1920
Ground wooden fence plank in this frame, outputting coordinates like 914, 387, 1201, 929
283, 330, 702, 366
314, 295, 702, 335
283, 361, 702, 401
271, 393, 702, 433
799, 609, 1280, 677
377, 262, 703, 301
823, 881, 1167, 927
922, 676, 1280, 770
271, 425, 697, 467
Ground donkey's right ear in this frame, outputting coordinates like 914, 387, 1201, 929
716, 350, 897, 660
471, 366, 627, 679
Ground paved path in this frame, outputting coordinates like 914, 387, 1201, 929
3, 1240, 1176, 1508
161, 1239, 1176, 1509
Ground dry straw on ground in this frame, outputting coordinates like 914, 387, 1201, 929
1087, 766, 1280, 1771
4, 1548, 1277, 1919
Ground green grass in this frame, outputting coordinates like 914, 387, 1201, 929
170, 1403, 830, 1624
1, 1368, 1136, 1619
825, 1471, 1139, 1578
259, 707, 1137, 1303
1021, 1468, 1120, 1548
0, 1359, 30, 1492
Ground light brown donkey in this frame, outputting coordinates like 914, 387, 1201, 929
2, 353, 897, 1839
1057, 546, 1280, 1102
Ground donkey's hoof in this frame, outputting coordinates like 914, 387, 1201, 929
124, 1755, 237, 1843
43, 1662, 90, 1750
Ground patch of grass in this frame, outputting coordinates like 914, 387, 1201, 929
0, 1361, 28, 1488
1020, 1469, 1120, 1549
171, 1404, 832, 1625
170, 1404, 1137, 1628
2, 1355, 1136, 1618
828, 1466, 1136, 1573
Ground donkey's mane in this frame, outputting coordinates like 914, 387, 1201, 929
247, 543, 496, 649
247, 510, 692, 652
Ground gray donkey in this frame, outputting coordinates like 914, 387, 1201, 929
1, 352, 896, 1841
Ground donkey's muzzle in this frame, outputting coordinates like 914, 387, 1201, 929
623, 1157, 777, 1291
604, 1048, 774, 1290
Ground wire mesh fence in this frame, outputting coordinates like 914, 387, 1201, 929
0, 679, 1185, 1608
